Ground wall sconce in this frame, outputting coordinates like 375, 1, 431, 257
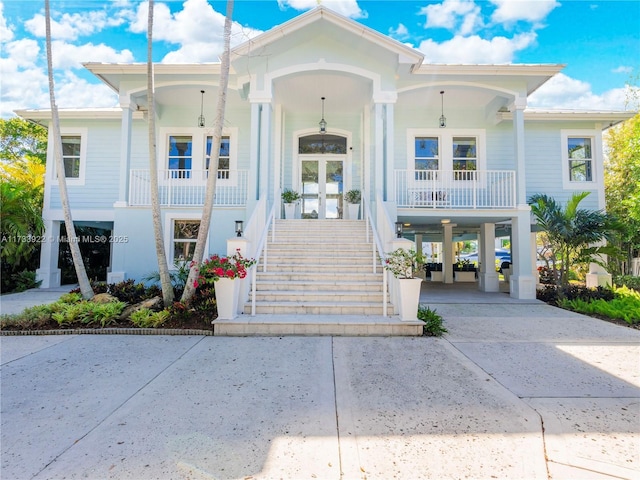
395, 221, 403, 238
198, 90, 205, 128
319, 96, 327, 134
439, 90, 446, 128
235, 220, 243, 237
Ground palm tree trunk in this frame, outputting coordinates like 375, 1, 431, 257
44, 0, 94, 300
147, 0, 174, 306
181, 0, 234, 303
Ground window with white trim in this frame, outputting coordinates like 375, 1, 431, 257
452, 136, 477, 180
62, 136, 82, 178
168, 135, 193, 179
567, 137, 593, 182
51, 128, 87, 184
206, 135, 230, 179
561, 130, 598, 189
414, 137, 439, 180
172, 219, 200, 262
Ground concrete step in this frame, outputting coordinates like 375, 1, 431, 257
250, 290, 385, 302
213, 314, 422, 336
242, 301, 395, 316
255, 272, 383, 282
253, 280, 384, 292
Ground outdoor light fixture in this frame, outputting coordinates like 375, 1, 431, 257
395, 221, 403, 238
198, 90, 205, 128
439, 90, 446, 128
235, 220, 243, 237
319, 96, 327, 134
441, 218, 450, 224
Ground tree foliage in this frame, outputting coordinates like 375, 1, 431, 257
0, 118, 47, 165
604, 113, 640, 274
529, 192, 617, 287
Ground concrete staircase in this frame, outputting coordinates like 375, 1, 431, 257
247, 219, 389, 315
213, 219, 423, 336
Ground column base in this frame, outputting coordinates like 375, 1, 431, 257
36, 268, 61, 288
585, 273, 612, 288
509, 275, 537, 300
478, 272, 499, 292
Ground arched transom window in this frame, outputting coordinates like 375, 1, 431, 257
299, 134, 347, 154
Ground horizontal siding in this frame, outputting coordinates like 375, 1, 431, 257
49, 121, 120, 210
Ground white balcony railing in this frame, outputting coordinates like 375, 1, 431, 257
129, 169, 248, 207
394, 169, 516, 209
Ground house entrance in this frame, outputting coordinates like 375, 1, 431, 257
301, 159, 343, 219
298, 133, 347, 219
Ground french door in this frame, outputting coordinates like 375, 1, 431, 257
300, 159, 344, 219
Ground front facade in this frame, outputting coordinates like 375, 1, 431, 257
18, 7, 632, 300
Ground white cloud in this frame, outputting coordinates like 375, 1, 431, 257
418, 32, 536, 63
612, 65, 633, 74
50, 41, 135, 69
490, 0, 559, 24
3, 38, 40, 68
24, 10, 125, 41
529, 73, 630, 110
0, 2, 14, 43
130, 0, 261, 62
389, 23, 410, 41
277, 0, 366, 19
419, 0, 483, 35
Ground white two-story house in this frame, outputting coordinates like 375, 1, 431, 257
17, 6, 632, 305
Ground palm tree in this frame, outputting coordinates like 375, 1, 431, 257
146, 0, 174, 306
44, 0, 94, 299
529, 191, 616, 287
181, 0, 234, 303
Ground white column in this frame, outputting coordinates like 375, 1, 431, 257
478, 223, 499, 292
384, 102, 395, 204
373, 103, 384, 198
259, 102, 272, 199
248, 101, 261, 204
116, 99, 134, 206
36, 220, 61, 288
531, 232, 539, 284
443, 224, 454, 284
512, 97, 527, 206
510, 208, 536, 299
585, 244, 613, 287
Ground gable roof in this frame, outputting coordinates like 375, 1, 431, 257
230, 6, 424, 69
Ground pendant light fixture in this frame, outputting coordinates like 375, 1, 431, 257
198, 90, 205, 128
319, 96, 327, 134
439, 90, 446, 128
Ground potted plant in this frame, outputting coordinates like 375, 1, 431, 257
454, 258, 476, 282
344, 189, 361, 220
383, 248, 424, 321
281, 189, 300, 219
195, 249, 256, 320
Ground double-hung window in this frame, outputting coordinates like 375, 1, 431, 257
168, 135, 193, 179
172, 220, 200, 262
567, 137, 593, 182
62, 136, 82, 178
414, 137, 439, 180
452, 136, 477, 180
561, 130, 598, 188
206, 135, 231, 180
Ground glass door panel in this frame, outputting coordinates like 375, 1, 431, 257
300, 159, 344, 219
301, 160, 319, 219
325, 160, 343, 219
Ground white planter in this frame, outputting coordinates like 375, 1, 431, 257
397, 277, 422, 321
284, 203, 296, 219
215, 277, 239, 320
347, 203, 359, 220
454, 271, 476, 282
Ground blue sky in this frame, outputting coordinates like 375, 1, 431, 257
1, 0, 638, 118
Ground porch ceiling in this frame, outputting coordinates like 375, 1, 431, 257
273, 72, 372, 114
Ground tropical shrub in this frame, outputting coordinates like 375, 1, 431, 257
417, 305, 447, 336
130, 308, 170, 328
344, 189, 361, 204
537, 284, 614, 304
613, 275, 640, 291
558, 286, 640, 324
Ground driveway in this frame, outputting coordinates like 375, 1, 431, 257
1, 303, 639, 479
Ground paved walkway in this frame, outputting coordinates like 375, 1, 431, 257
2, 283, 639, 479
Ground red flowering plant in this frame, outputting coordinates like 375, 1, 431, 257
194, 249, 256, 288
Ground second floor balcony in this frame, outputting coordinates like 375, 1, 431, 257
394, 169, 516, 209
129, 169, 248, 207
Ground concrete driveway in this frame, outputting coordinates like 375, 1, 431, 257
1, 303, 639, 479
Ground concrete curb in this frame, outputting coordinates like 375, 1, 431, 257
0, 328, 213, 336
